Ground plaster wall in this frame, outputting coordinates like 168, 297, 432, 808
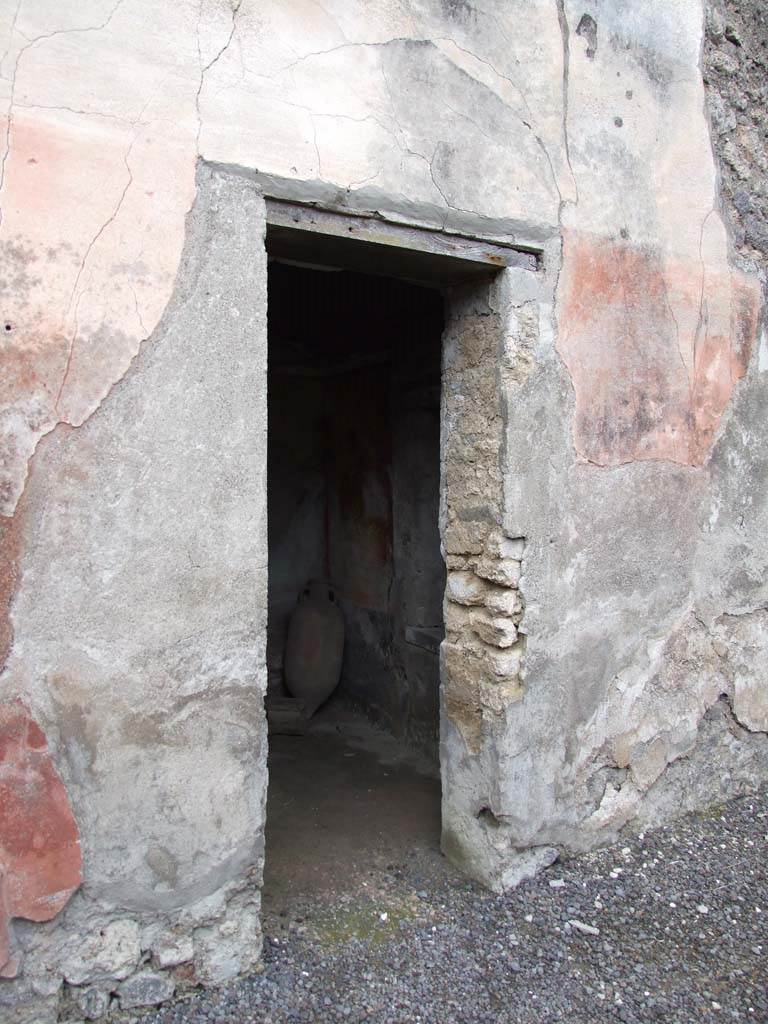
1, 165, 269, 1019
334, 326, 444, 754
266, 369, 327, 690
440, 0, 768, 890
0, 0, 765, 1016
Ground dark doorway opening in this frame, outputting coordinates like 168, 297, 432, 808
263, 258, 447, 926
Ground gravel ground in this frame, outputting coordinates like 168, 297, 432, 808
138, 787, 768, 1024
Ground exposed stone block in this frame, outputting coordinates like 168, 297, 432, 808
443, 522, 487, 555
628, 736, 668, 791
446, 570, 487, 606
118, 971, 175, 1009
74, 986, 111, 1021
474, 557, 522, 588
486, 645, 524, 679
483, 587, 524, 618
0, 973, 63, 1024
445, 554, 471, 571
484, 531, 525, 561
152, 933, 194, 969
499, 847, 559, 890
61, 920, 140, 986
471, 612, 518, 649
193, 894, 261, 985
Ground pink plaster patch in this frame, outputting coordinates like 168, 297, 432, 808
557, 230, 762, 466
0, 701, 82, 977
0, 107, 196, 518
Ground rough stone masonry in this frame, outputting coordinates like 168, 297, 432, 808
0, 0, 766, 1020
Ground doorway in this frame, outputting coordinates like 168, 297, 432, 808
263, 257, 447, 924
257, 191, 535, 907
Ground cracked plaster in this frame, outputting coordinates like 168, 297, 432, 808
435, 0, 766, 891
0, 0, 766, 1013
0, 0, 567, 518
0, 164, 268, 1019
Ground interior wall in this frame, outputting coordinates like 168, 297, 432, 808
266, 372, 327, 690
327, 362, 395, 724
267, 263, 444, 754
390, 332, 445, 752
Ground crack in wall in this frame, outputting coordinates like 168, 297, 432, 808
378, 59, 469, 223
0, 0, 22, 80
719, 689, 765, 735
692, 207, 717, 387
195, 0, 243, 155
0, 8, 559, 517
13, 100, 150, 127
0, 0, 127, 229
578, 600, 768, 844
249, 33, 564, 214
433, 35, 536, 122
433, 35, 566, 206
554, 0, 578, 207
54, 131, 137, 417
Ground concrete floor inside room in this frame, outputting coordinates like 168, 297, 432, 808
262, 704, 449, 941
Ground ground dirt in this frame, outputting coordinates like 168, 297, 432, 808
136, 716, 768, 1024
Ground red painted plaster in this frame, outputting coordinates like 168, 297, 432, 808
0, 701, 82, 977
557, 230, 762, 466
